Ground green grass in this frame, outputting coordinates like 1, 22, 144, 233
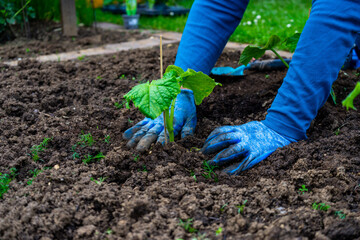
96, 0, 311, 51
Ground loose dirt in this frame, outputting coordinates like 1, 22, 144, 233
0, 21, 149, 61
0, 44, 359, 239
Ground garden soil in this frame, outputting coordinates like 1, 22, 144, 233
0, 21, 149, 61
0, 44, 359, 240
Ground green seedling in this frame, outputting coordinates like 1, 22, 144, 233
82, 152, 105, 164
298, 185, 308, 195
96, 76, 103, 80
78, 132, 95, 147
124, 65, 221, 143
140, 165, 148, 172
29, 137, 53, 162
201, 160, 218, 182
104, 135, 110, 144
0, 168, 17, 199
128, 118, 133, 123
342, 82, 360, 110
119, 74, 126, 79
178, 218, 197, 233
77, 55, 85, 61
126, 0, 137, 15
312, 202, 331, 212
133, 154, 139, 162
106, 228, 113, 235
191, 233, 209, 240
330, 87, 337, 105
239, 33, 339, 108
114, 100, 127, 109
190, 170, 197, 182
239, 34, 298, 67
334, 211, 346, 219
220, 203, 228, 213
215, 227, 223, 236
25, 48, 30, 53
190, 147, 201, 152
90, 176, 107, 185
265, 74, 270, 79
236, 200, 248, 215
27, 168, 43, 185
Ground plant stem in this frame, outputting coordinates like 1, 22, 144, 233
163, 112, 168, 144
164, 109, 174, 142
270, 48, 289, 68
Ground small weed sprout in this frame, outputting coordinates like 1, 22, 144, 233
298, 185, 308, 194
141, 165, 148, 172
201, 160, 218, 182
312, 202, 331, 212
82, 152, 105, 164
104, 135, 110, 144
90, 177, 107, 185
77, 55, 85, 61
133, 154, 139, 162
128, 118, 133, 123
215, 227, 223, 236
236, 200, 248, 215
220, 203, 228, 213
78, 132, 95, 147
27, 168, 44, 185
178, 218, 197, 233
114, 100, 127, 109
334, 211, 346, 219
119, 74, 126, 79
0, 168, 17, 199
96, 76, 103, 80
25, 48, 30, 53
106, 228, 112, 235
190, 170, 197, 182
29, 137, 53, 162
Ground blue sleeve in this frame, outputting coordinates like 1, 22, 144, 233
263, 0, 360, 140
174, 0, 249, 74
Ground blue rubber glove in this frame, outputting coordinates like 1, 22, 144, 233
123, 89, 197, 152
202, 121, 296, 175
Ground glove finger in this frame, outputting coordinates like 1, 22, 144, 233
202, 132, 241, 155
181, 114, 197, 139
156, 129, 167, 145
123, 118, 150, 140
204, 126, 238, 144
136, 124, 164, 152
126, 122, 155, 148
242, 151, 274, 171
224, 151, 274, 175
208, 143, 248, 167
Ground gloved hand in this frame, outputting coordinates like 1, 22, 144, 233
123, 89, 197, 152
201, 121, 296, 175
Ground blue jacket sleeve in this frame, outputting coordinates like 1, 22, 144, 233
174, 0, 249, 74
263, 0, 360, 140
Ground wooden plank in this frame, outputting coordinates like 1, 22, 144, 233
60, 0, 78, 36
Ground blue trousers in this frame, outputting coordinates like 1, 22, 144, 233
175, 0, 360, 140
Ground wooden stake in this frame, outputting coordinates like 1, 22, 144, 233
160, 35, 168, 144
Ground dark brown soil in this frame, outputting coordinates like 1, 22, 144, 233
0, 21, 149, 61
0, 44, 359, 240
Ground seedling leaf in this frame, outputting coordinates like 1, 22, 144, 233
181, 69, 222, 105
239, 46, 266, 66
284, 33, 301, 52
165, 65, 184, 77
124, 77, 181, 119
263, 35, 281, 49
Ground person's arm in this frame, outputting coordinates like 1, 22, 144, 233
123, 0, 250, 151
263, 0, 360, 140
202, 0, 360, 175
175, 0, 250, 74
